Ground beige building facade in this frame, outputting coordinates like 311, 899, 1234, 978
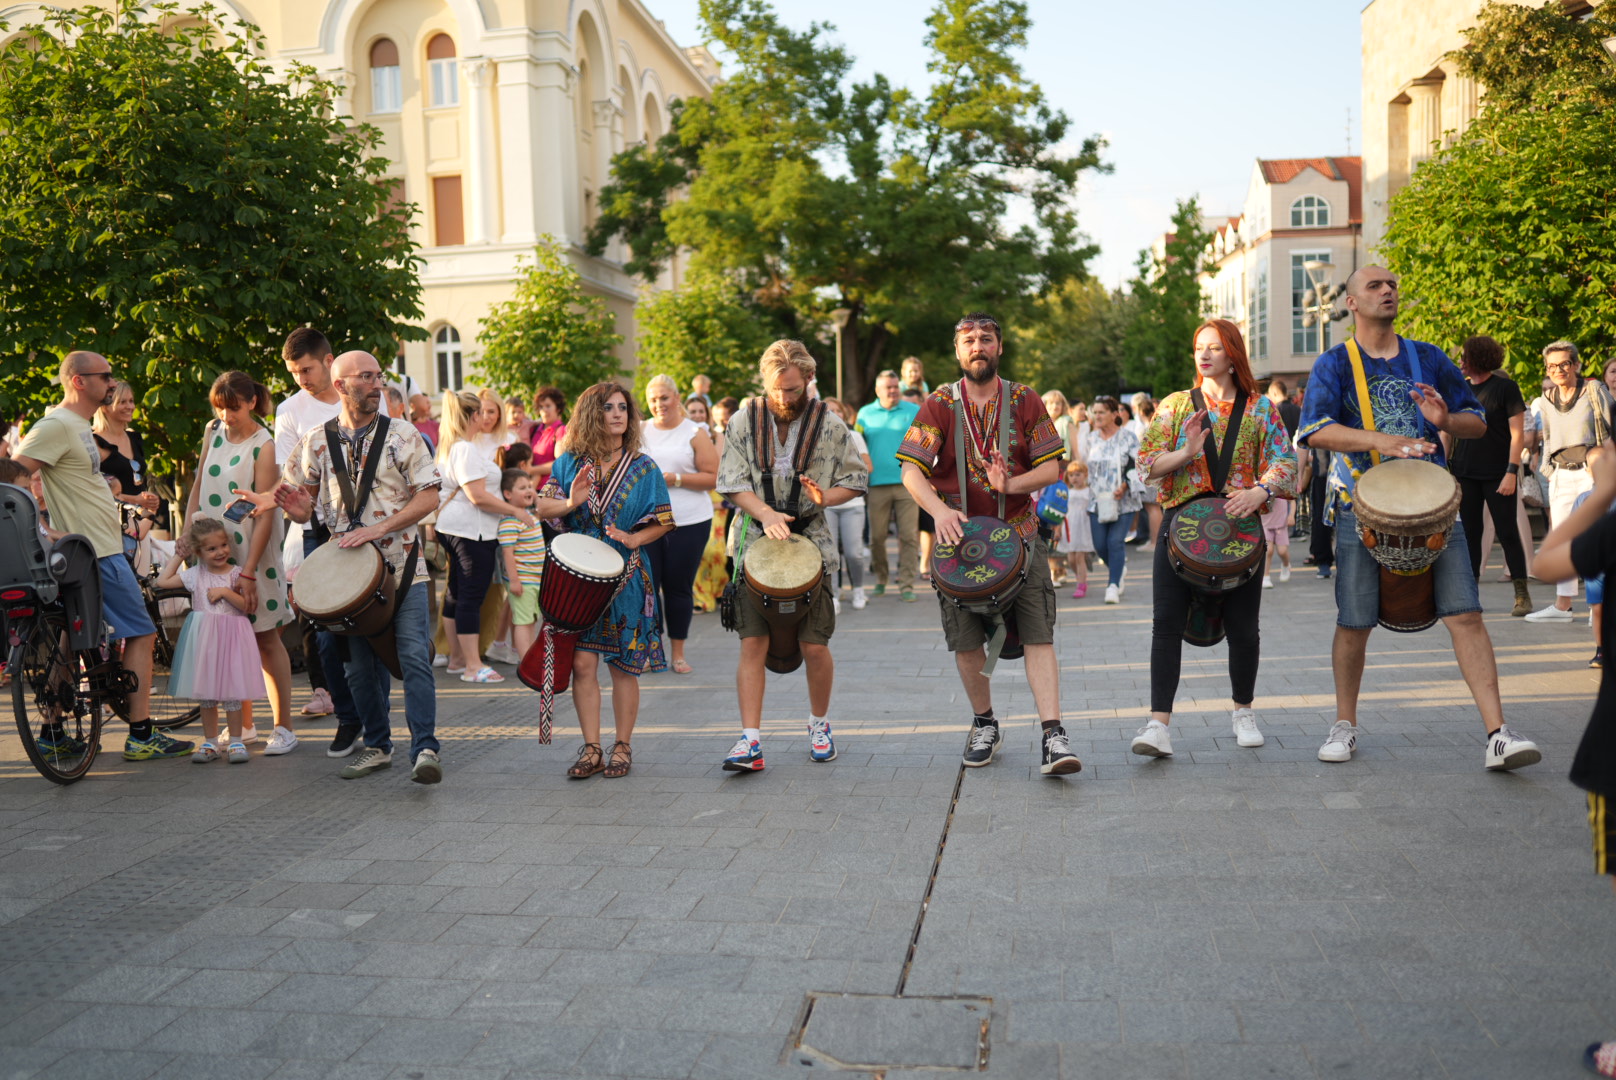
1360, 0, 1592, 254
1200, 157, 1365, 386
0, 0, 716, 392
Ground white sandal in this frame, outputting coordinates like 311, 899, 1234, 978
460, 666, 505, 684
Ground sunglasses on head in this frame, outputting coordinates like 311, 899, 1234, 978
955, 318, 1000, 334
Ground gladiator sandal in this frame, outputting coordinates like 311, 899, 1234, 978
604, 741, 632, 779
568, 742, 604, 779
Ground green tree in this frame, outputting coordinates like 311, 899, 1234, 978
632, 274, 785, 402
0, 1, 422, 477
587, 0, 1106, 406
1383, 1, 1616, 386
1011, 278, 1131, 402
477, 238, 624, 406
1119, 198, 1214, 397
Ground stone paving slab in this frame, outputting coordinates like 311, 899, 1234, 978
0, 548, 1611, 1078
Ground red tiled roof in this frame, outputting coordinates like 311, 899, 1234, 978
1257, 156, 1363, 224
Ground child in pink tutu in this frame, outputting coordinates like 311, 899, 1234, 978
158, 517, 266, 763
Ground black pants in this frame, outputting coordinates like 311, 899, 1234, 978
645, 520, 709, 641
300, 616, 328, 692
1150, 523, 1263, 714
441, 533, 498, 636
1309, 470, 1334, 566
1457, 474, 1527, 581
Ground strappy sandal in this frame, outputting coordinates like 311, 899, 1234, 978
604, 740, 632, 778
568, 742, 604, 779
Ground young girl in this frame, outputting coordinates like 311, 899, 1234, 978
1058, 462, 1094, 598
158, 517, 266, 764
1261, 491, 1292, 588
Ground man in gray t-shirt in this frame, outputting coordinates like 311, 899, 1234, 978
1529, 340, 1614, 621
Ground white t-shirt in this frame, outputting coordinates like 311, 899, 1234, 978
273, 390, 343, 467
436, 439, 504, 540
641, 418, 715, 527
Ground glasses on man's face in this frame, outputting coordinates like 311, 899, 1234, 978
80, 371, 115, 383
348, 371, 384, 383
602, 402, 630, 413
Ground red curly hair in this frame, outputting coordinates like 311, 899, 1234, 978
1193, 318, 1258, 397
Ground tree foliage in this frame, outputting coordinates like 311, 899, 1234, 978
632, 274, 785, 402
478, 238, 624, 406
0, 1, 423, 477
1383, 0, 1616, 386
1010, 278, 1132, 402
587, 0, 1106, 406
1119, 199, 1214, 397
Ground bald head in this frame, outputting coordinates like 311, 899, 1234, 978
332, 350, 379, 379
57, 350, 116, 413
331, 351, 382, 419
59, 351, 106, 383
1343, 265, 1400, 326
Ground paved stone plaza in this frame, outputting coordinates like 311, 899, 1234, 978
0, 557, 1612, 1079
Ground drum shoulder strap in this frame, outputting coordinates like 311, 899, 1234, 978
323, 414, 392, 532
1344, 338, 1380, 468
1187, 387, 1248, 493
756, 399, 826, 524
951, 379, 1008, 520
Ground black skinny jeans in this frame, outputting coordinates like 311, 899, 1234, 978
441, 533, 499, 636
1309, 469, 1334, 566
1150, 520, 1264, 714
1457, 474, 1527, 581
645, 520, 710, 641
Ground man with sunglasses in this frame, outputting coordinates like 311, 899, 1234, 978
13, 351, 194, 761
1526, 340, 1614, 622
897, 314, 1081, 776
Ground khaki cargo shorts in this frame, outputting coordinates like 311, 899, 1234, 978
736, 572, 837, 646
937, 534, 1057, 651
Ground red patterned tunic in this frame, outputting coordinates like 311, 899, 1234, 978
896, 379, 1066, 540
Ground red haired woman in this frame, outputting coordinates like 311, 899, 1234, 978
1131, 319, 1298, 758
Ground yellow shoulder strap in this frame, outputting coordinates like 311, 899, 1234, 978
1344, 337, 1380, 467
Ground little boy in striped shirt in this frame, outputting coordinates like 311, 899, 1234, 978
498, 468, 547, 657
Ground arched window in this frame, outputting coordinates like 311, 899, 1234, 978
1290, 195, 1330, 228
427, 33, 458, 108
435, 326, 463, 390
369, 38, 401, 114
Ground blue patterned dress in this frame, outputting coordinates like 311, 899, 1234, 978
542, 451, 673, 675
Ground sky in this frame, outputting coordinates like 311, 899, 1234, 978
649, 0, 1365, 288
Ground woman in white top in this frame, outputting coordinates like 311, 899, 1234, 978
641, 375, 719, 673
436, 390, 534, 684
823, 399, 873, 611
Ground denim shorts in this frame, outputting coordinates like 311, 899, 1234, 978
1589, 575, 1605, 607
1334, 506, 1481, 630
98, 554, 155, 640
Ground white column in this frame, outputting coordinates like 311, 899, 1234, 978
495, 55, 579, 245
1407, 81, 1442, 167
464, 59, 497, 245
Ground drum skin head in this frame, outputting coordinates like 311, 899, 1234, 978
295, 542, 385, 619
932, 516, 1026, 603
1354, 459, 1460, 530
550, 533, 626, 579
744, 535, 823, 592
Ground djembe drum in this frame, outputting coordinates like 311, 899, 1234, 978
1352, 458, 1461, 633
1167, 495, 1266, 647
741, 535, 825, 675
931, 515, 1029, 675
517, 533, 626, 741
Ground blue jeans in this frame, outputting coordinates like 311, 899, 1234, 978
1334, 506, 1481, 629
303, 529, 360, 727
1090, 513, 1130, 587
344, 576, 438, 762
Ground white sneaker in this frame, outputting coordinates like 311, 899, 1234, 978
852, 588, 867, 610
1130, 719, 1172, 757
432, 653, 449, 668
1318, 720, 1357, 763
833, 596, 842, 615
1485, 725, 1542, 772
1104, 585, 1120, 604
240, 724, 259, 744
1116, 575, 1126, 597
1279, 567, 1291, 583
1262, 575, 1274, 589
486, 641, 522, 665
262, 727, 298, 756
1232, 708, 1264, 748
1524, 604, 1575, 622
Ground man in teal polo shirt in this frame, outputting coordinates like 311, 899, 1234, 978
857, 370, 922, 600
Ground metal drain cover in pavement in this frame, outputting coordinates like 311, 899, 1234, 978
791, 993, 991, 1071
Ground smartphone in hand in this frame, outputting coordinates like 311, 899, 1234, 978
223, 498, 253, 523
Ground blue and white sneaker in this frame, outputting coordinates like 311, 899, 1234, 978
722, 737, 765, 772
809, 719, 836, 762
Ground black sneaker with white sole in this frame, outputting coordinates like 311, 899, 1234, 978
1040, 725, 1082, 775
327, 724, 362, 758
963, 722, 1001, 767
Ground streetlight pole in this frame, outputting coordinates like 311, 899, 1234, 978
830, 307, 852, 402
1301, 260, 1347, 351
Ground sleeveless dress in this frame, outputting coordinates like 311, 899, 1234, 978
167, 565, 267, 705
195, 423, 291, 631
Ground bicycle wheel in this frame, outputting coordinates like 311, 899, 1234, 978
12, 612, 101, 784
146, 586, 200, 730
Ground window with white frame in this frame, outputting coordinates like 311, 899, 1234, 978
1291, 251, 1332, 355
427, 34, 458, 108
369, 38, 401, 114
435, 325, 463, 391
1252, 257, 1269, 362
1290, 195, 1330, 228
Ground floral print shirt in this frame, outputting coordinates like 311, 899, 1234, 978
1139, 390, 1299, 511
1083, 426, 1144, 517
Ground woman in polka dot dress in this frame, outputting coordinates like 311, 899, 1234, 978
180, 372, 297, 754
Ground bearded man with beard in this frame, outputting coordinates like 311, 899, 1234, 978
715, 340, 868, 770
898, 313, 1080, 776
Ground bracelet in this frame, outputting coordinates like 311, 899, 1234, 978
1255, 482, 1272, 501
673, 473, 681, 488
1506, 463, 1521, 475
238, 573, 257, 581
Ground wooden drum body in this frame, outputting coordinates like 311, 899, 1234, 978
743, 535, 824, 675
931, 516, 1028, 613
296, 541, 401, 678
1352, 459, 1461, 633
519, 534, 626, 699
